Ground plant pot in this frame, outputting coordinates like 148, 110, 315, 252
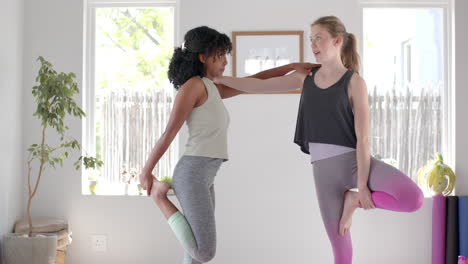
3, 233, 57, 264
89, 180, 98, 195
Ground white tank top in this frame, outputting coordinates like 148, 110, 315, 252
184, 77, 230, 160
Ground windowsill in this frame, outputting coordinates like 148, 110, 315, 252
82, 189, 175, 197
82, 181, 175, 196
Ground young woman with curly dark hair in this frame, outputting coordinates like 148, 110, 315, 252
139, 26, 314, 263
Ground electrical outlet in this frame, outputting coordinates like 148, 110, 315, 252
91, 235, 107, 252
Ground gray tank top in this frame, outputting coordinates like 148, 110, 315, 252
294, 67, 357, 154
184, 77, 230, 160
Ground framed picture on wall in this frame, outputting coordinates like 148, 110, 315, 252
232, 31, 304, 94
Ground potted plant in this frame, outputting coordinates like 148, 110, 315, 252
87, 168, 101, 195
3, 57, 103, 264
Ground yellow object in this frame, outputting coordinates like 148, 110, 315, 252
417, 153, 455, 196
89, 182, 98, 195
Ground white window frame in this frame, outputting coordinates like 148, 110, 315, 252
401, 38, 413, 84
359, 0, 455, 171
83, 0, 180, 194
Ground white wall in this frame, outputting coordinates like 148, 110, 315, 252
455, 0, 468, 195
22, 0, 468, 263
0, 0, 25, 262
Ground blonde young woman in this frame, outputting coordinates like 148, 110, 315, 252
214, 16, 424, 264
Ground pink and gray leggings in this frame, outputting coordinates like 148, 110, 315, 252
312, 151, 424, 264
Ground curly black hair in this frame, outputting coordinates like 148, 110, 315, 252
168, 26, 232, 90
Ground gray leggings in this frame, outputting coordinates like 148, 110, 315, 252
172, 155, 223, 264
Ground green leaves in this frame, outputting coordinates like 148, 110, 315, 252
96, 7, 174, 91
159, 176, 173, 189
59, 139, 80, 150
27, 143, 62, 169
74, 156, 104, 171
29, 56, 103, 172
32, 57, 85, 137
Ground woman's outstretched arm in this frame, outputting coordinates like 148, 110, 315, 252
215, 70, 309, 94
217, 63, 318, 98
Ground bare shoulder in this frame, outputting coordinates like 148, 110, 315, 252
174, 77, 208, 108
349, 73, 367, 95
284, 70, 309, 89
179, 77, 205, 94
350, 72, 366, 87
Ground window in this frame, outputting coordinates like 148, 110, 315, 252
402, 39, 413, 83
84, 2, 178, 195
363, 7, 452, 184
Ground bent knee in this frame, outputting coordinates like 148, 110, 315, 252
195, 247, 216, 262
404, 188, 424, 212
